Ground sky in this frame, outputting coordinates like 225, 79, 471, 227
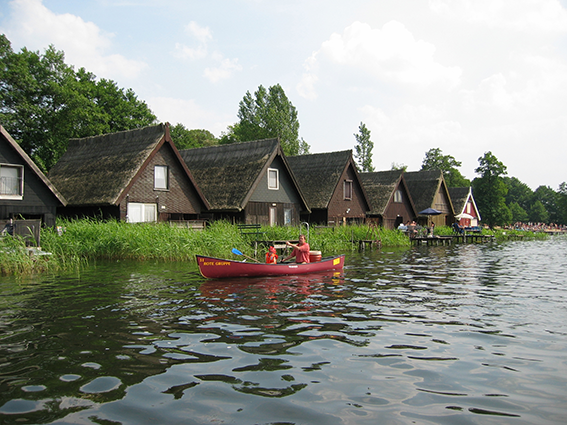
1, 0, 566, 190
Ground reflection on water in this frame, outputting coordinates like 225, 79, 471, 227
1, 238, 567, 424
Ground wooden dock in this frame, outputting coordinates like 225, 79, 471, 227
410, 234, 495, 245
411, 236, 453, 245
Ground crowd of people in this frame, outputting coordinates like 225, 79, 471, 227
505, 222, 567, 232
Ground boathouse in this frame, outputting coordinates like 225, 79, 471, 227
179, 139, 310, 225
1, 125, 66, 232
359, 170, 417, 229
404, 170, 455, 227
48, 123, 209, 223
287, 150, 370, 225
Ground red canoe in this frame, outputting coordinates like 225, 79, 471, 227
196, 254, 345, 279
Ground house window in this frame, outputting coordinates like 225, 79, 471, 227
284, 208, 292, 225
127, 203, 157, 223
344, 180, 353, 200
268, 168, 279, 190
0, 164, 24, 199
394, 189, 403, 203
154, 165, 169, 190
466, 203, 471, 214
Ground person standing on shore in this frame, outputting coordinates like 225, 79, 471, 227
283, 234, 310, 263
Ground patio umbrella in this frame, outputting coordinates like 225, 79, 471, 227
418, 207, 442, 215
455, 213, 474, 220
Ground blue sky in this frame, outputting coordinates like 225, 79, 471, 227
1, 0, 567, 190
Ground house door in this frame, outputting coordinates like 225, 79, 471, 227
269, 206, 277, 226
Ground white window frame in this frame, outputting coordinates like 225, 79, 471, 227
344, 180, 353, 200
268, 168, 279, 190
127, 203, 157, 223
154, 165, 169, 190
394, 189, 403, 203
0, 164, 24, 200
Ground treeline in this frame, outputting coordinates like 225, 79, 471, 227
1, 35, 565, 225
418, 147, 567, 227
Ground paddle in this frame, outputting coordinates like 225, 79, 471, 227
231, 248, 260, 263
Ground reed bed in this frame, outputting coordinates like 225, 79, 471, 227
1, 219, 549, 276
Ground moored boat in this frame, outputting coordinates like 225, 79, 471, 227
196, 254, 345, 279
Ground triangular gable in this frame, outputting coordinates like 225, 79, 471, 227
360, 170, 416, 216
180, 139, 309, 212
48, 123, 207, 209
287, 150, 370, 211
1, 125, 66, 206
404, 170, 454, 215
448, 186, 481, 221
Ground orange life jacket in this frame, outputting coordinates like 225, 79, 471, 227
266, 252, 278, 264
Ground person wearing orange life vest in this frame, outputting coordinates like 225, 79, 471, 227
265, 245, 278, 264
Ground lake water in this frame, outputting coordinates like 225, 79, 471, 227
1, 237, 566, 425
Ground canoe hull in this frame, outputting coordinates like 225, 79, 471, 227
196, 254, 345, 279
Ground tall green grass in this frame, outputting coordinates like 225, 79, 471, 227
1, 219, 548, 276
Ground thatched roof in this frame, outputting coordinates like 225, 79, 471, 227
448, 187, 470, 215
180, 138, 308, 211
1, 125, 66, 206
359, 170, 405, 215
287, 150, 369, 209
48, 123, 201, 207
404, 170, 452, 214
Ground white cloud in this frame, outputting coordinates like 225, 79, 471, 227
173, 20, 241, 82
204, 54, 243, 83
1, 0, 146, 79
298, 20, 462, 100
147, 96, 231, 137
429, 0, 567, 32
185, 21, 212, 44
174, 21, 211, 60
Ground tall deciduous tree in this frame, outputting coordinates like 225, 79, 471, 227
170, 123, 218, 149
220, 84, 309, 156
471, 151, 511, 227
421, 148, 470, 187
504, 177, 533, 212
0, 35, 156, 171
532, 185, 558, 224
354, 122, 374, 172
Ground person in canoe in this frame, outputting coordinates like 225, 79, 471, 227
265, 245, 278, 264
282, 234, 310, 263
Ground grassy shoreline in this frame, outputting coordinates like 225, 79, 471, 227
0, 219, 550, 276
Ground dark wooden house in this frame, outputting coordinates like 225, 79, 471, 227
448, 187, 481, 227
1, 125, 66, 234
287, 150, 370, 225
48, 123, 208, 222
359, 170, 417, 229
179, 139, 310, 225
404, 170, 455, 226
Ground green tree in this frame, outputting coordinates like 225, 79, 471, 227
391, 162, 407, 172
0, 34, 156, 171
528, 200, 549, 223
421, 147, 470, 187
471, 151, 511, 227
353, 122, 374, 172
504, 177, 533, 212
532, 185, 558, 224
509, 202, 529, 223
557, 182, 567, 225
170, 123, 218, 149
221, 84, 309, 155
